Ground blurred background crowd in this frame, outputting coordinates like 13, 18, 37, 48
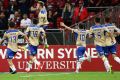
0, 0, 119, 30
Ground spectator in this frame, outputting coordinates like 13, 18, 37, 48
0, 12, 8, 29
72, 0, 88, 24
8, 0, 18, 14
62, 2, 72, 26
30, 2, 37, 13
17, 0, 29, 14
20, 14, 31, 29
47, 10, 54, 29
8, 11, 21, 28
3, 0, 9, 9
29, 12, 35, 21
0, 1, 4, 12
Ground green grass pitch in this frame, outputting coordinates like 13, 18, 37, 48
0, 72, 120, 80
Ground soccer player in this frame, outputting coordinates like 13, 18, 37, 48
90, 17, 112, 73
37, 1, 49, 30
0, 22, 30, 74
60, 22, 91, 73
103, 17, 120, 64
25, 19, 48, 72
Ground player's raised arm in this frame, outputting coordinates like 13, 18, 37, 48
114, 27, 120, 35
60, 22, 73, 31
0, 32, 7, 44
40, 28, 49, 48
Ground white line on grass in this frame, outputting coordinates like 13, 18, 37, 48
20, 72, 73, 78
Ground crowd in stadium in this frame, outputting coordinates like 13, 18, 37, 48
0, 0, 119, 30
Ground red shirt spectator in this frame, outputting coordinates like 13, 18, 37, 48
3, 0, 9, 9
56, 17, 64, 30
72, 0, 88, 24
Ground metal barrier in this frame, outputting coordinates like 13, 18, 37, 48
0, 29, 66, 45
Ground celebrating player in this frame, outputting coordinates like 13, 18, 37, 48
25, 19, 48, 72
37, 1, 49, 30
90, 17, 112, 73
103, 17, 120, 64
0, 22, 30, 74
60, 22, 91, 73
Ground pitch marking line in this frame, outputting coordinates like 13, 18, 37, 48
20, 72, 73, 78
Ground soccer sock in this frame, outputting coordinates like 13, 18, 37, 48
10, 65, 16, 72
32, 57, 40, 65
44, 38, 48, 45
102, 57, 111, 72
114, 57, 120, 64
76, 61, 81, 71
27, 61, 33, 69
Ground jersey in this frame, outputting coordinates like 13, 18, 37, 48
26, 24, 45, 46
3, 29, 25, 52
38, 8, 49, 26
73, 29, 89, 47
90, 24, 109, 46
103, 23, 118, 46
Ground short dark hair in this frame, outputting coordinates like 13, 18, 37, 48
95, 17, 100, 23
8, 21, 15, 28
79, 23, 85, 29
32, 18, 38, 24
105, 17, 111, 23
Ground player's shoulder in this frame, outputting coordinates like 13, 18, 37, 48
102, 23, 113, 27
91, 24, 102, 29
29, 24, 39, 28
6, 29, 19, 34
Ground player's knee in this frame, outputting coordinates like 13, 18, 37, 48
101, 55, 107, 61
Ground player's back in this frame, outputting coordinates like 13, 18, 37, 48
74, 29, 88, 47
90, 25, 106, 46
27, 24, 44, 46
5, 29, 21, 52
38, 9, 49, 26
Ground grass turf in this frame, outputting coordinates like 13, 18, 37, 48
0, 72, 120, 80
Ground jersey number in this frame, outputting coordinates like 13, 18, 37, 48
97, 32, 101, 38
80, 34, 85, 41
9, 36, 17, 43
31, 31, 38, 37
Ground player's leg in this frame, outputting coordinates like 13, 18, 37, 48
26, 45, 40, 72
6, 48, 17, 74
110, 44, 120, 64
75, 46, 90, 73
96, 45, 111, 72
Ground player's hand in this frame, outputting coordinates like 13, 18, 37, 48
60, 22, 65, 27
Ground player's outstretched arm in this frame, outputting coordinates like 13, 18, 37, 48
40, 29, 49, 48
114, 28, 120, 35
0, 39, 4, 45
0, 33, 7, 45
60, 22, 73, 31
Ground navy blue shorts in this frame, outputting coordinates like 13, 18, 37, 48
96, 45, 105, 56
6, 48, 17, 59
104, 44, 117, 56
28, 45, 38, 56
76, 46, 86, 60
